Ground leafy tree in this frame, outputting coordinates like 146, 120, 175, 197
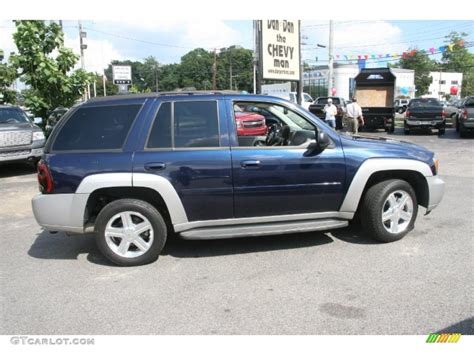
392, 49, 437, 96
216, 47, 253, 92
441, 32, 474, 97
9, 21, 91, 118
179, 48, 213, 90
159, 63, 180, 91
0, 49, 18, 104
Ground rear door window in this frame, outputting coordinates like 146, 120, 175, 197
52, 104, 141, 151
173, 101, 219, 148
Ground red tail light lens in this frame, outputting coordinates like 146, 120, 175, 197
464, 109, 468, 120
405, 110, 410, 118
441, 110, 446, 119
37, 160, 53, 193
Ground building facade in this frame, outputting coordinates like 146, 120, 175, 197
428, 72, 463, 100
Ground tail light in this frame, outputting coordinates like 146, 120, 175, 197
405, 110, 410, 118
37, 160, 53, 193
441, 110, 446, 119
464, 109, 468, 120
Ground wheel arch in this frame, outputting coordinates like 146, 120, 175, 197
339, 158, 432, 213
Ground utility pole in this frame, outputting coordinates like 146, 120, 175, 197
297, 20, 303, 105
78, 21, 88, 100
253, 20, 257, 94
212, 48, 217, 90
102, 72, 107, 97
229, 59, 233, 90
328, 20, 334, 96
59, 20, 63, 30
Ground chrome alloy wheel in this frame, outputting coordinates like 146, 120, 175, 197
381, 190, 414, 234
104, 211, 154, 258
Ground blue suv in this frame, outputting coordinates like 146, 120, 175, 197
32, 92, 444, 266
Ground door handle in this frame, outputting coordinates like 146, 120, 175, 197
144, 162, 166, 171
240, 160, 261, 168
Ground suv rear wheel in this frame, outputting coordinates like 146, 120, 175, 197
94, 199, 167, 266
361, 179, 418, 243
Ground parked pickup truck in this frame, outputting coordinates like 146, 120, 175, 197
404, 98, 446, 135
454, 96, 474, 137
308, 96, 347, 130
32, 91, 445, 266
354, 68, 396, 132
0, 105, 45, 165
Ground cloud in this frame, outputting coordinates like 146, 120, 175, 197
179, 21, 242, 49
0, 20, 17, 59
302, 20, 407, 61
64, 34, 123, 73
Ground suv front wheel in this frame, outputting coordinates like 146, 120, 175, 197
361, 179, 418, 242
94, 199, 167, 266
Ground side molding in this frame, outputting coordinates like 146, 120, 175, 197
339, 158, 433, 213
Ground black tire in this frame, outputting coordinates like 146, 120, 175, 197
94, 199, 167, 266
438, 128, 445, 136
398, 108, 403, 114
455, 118, 460, 132
361, 179, 418, 243
404, 128, 410, 135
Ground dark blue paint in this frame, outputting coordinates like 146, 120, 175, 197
45, 93, 437, 222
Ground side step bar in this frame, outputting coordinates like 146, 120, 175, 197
179, 218, 348, 240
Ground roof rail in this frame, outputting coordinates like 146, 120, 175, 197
156, 90, 241, 96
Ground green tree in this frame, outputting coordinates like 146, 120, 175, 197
216, 46, 253, 92
9, 20, 91, 118
159, 63, 180, 91
179, 48, 213, 90
392, 49, 437, 96
0, 49, 18, 104
441, 32, 474, 97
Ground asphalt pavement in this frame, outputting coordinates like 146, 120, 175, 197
0, 127, 472, 335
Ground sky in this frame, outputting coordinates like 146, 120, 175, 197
1, 20, 473, 73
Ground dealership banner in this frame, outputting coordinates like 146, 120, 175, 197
260, 20, 300, 81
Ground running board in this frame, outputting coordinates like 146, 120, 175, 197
179, 218, 348, 240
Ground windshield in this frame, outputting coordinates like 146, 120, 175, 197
409, 98, 442, 108
0, 108, 31, 124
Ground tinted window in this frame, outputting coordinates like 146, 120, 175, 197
53, 104, 140, 151
174, 101, 219, 148
465, 99, 474, 107
409, 98, 441, 108
147, 102, 172, 148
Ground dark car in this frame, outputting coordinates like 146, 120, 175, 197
308, 96, 347, 130
32, 91, 444, 266
0, 105, 45, 165
454, 96, 474, 137
404, 98, 446, 135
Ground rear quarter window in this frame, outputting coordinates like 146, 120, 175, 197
52, 104, 141, 151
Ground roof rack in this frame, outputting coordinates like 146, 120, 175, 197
86, 90, 245, 103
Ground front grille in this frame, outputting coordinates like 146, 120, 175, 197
243, 120, 264, 128
0, 131, 32, 148
0, 149, 31, 158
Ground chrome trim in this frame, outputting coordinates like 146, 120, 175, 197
174, 211, 354, 233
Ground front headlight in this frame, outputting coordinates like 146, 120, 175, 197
32, 131, 45, 141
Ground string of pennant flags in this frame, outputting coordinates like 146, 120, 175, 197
334, 39, 466, 62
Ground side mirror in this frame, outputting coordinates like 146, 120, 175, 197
317, 131, 331, 150
33, 117, 43, 125
306, 131, 331, 153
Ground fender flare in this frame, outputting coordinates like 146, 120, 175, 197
76, 172, 188, 226
339, 158, 433, 213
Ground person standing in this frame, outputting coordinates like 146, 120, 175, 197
345, 97, 364, 134
323, 98, 337, 129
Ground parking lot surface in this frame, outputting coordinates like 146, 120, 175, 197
0, 128, 472, 335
